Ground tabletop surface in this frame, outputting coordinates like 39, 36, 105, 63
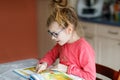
0, 58, 83, 80
0, 58, 38, 80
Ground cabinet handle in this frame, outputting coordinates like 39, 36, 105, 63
108, 31, 119, 35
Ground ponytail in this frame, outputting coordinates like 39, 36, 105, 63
47, 0, 84, 37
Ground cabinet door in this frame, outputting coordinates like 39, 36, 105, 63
97, 37, 120, 70
82, 21, 98, 62
82, 21, 96, 48
85, 34, 95, 48
85, 35, 99, 63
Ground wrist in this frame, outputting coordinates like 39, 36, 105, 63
39, 62, 48, 66
43, 62, 48, 65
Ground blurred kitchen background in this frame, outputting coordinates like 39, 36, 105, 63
0, 0, 120, 72
77, 0, 120, 24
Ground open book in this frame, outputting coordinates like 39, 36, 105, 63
13, 66, 36, 79
13, 66, 83, 80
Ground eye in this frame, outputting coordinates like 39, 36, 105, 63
48, 30, 52, 35
52, 32, 58, 37
48, 30, 59, 38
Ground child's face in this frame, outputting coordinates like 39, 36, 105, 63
48, 22, 72, 45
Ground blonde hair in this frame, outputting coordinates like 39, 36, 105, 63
47, 0, 84, 37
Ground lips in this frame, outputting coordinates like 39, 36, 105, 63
56, 41, 60, 43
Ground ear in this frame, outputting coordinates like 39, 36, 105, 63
66, 24, 73, 34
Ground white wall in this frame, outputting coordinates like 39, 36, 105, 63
37, 0, 55, 58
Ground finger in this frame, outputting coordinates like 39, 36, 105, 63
36, 65, 45, 73
37, 67, 43, 73
37, 65, 47, 73
36, 64, 39, 71
36, 65, 39, 71
36, 65, 41, 72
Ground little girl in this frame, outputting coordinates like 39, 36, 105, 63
36, 0, 96, 80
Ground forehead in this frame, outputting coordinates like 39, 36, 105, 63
48, 22, 61, 31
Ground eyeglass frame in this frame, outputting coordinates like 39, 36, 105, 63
48, 27, 65, 38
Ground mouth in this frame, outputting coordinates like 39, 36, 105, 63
56, 41, 59, 43
56, 40, 60, 43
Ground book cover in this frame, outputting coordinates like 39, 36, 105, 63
13, 66, 36, 79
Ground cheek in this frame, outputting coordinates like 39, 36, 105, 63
59, 33, 69, 41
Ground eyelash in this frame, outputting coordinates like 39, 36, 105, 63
48, 30, 58, 37
52, 32, 58, 37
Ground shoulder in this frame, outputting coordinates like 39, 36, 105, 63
77, 38, 95, 54
52, 43, 62, 51
78, 38, 92, 48
75, 37, 89, 47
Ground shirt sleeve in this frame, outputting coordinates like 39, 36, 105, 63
39, 44, 60, 66
67, 43, 96, 80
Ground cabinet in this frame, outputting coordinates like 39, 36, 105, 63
97, 37, 120, 70
97, 24, 120, 70
81, 21, 120, 70
81, 21, 99, 62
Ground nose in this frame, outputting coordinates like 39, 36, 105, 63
51, 36, 56, 40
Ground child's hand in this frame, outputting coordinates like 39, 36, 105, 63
36, 62, 47, 73
50, 63, 68, 73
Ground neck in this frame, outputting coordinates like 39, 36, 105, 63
68, 31, 80, 43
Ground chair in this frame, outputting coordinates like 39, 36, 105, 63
96, 63, 120, 80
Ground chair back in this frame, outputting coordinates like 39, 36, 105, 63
96, 63, 120, 80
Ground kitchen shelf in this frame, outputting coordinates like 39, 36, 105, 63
79, 17, 120, 27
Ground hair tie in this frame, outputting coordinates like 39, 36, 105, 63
52, 0, 67, 7
53, 0, 62, 3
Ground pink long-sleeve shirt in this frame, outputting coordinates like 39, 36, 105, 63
39, 38, 96, 80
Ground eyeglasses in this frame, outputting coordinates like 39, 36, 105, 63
48, 28, 65, 38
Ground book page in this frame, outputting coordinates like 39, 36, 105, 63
13, 66, 83, 80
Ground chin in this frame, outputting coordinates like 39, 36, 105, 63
58, 43, 64, 46
58, 42, 66, 46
